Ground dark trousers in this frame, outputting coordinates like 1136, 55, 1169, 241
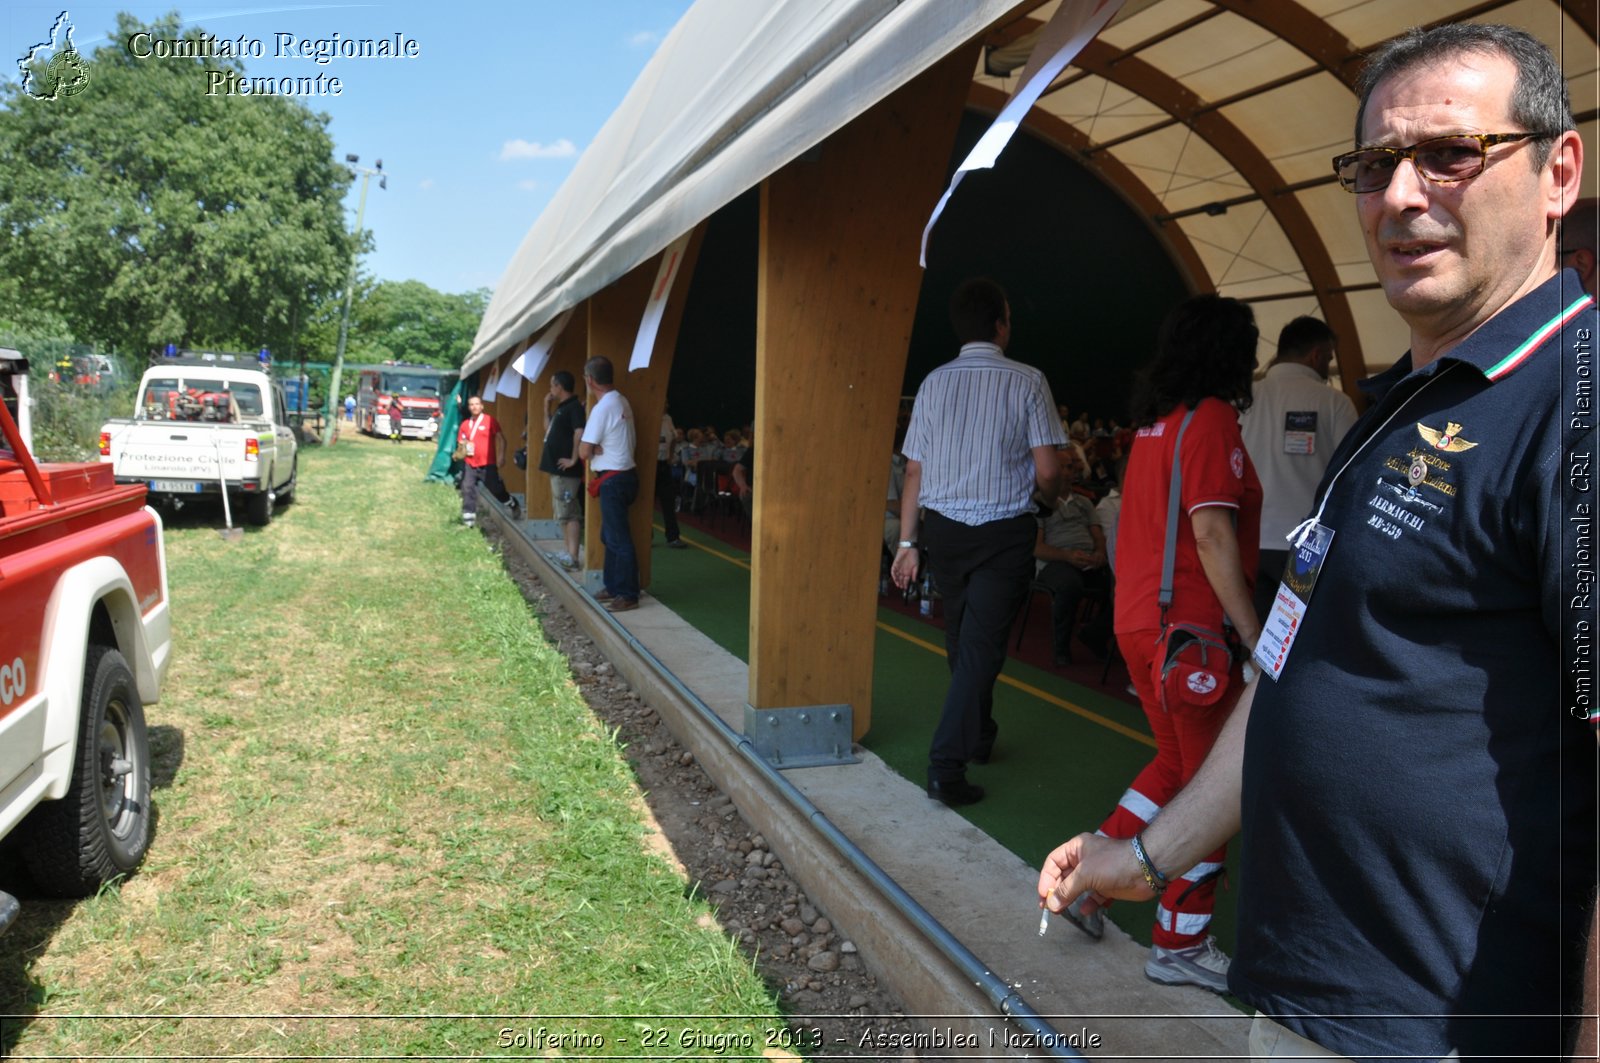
654, 459, 680, 542
1035, 560, 1110, 657
1254, 548, 1288, 627
923, 509, 1036, 782
599, 469, 640, 600
461, 462, 508, 517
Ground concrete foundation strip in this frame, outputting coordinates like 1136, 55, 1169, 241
485, 498, 1083, 1058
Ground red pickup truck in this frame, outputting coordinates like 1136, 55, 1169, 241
0, 351, 171, 934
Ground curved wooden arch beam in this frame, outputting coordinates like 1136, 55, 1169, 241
967, 82, 1216, 295
1071, 38, 1368, 393
503, 337, 533, 502
752, 44, 980, 738
1208, 0, 1362, 90
583, 234, 705, 594
521, 347, 555, 518
1215, 0, 1599, 97
1562, 0, 1596, 45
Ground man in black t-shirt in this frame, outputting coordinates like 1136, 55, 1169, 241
538, 371, 586, 569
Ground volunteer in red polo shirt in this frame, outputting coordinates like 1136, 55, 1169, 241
456, 394, 507, 527
1054, 295, 1261, 995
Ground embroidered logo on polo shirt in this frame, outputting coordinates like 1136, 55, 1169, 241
1417, 420, 1478, 453
1366, 422, 1481, 539
1230, 447, 1244, 479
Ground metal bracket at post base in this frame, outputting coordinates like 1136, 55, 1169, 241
525, 519, 563, 540
742, 704, 859, 770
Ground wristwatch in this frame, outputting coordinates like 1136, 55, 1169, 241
897, 540, 917, 549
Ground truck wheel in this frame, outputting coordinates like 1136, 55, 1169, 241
245, 482, 274, 526
19, 645, 152, 897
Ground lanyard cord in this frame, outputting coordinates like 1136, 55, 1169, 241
1286, 364, 1461, 548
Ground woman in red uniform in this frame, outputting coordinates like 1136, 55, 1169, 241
1062, 295, 1263, 994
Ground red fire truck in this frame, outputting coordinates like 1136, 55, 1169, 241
355, 363, 444, 442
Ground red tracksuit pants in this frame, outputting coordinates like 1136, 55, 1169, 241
1097, 626, 1242, 949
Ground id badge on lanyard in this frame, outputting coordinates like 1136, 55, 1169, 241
1253, 363, 1461, 681
1253, 522, 1333, 682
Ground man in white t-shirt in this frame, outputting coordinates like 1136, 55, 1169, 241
1238, 316, 1357, 623
578, 356, 640, 612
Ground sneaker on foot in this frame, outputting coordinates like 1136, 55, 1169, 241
1063, 893, 1104, 940
666, 538, 688, 549
1145, 936, 1231, 993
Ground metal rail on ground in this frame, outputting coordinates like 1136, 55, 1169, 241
482, 493, 1083, 1059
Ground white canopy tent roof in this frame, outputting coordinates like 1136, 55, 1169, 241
463, 0, 1598, 381
463, 0, 1020, 376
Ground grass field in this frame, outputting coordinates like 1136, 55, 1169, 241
0, 434, 792, 1059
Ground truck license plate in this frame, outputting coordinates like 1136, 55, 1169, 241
151, 480, 203, 494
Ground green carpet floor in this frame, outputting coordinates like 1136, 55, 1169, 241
644, 522, 1242, 957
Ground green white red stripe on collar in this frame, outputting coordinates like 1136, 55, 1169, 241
1484, 293, 1594, 380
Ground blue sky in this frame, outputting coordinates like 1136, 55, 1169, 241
2, 1, 696, 297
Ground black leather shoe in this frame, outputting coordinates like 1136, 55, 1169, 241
927, 777, 985, 807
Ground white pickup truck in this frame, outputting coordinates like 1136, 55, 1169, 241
99, 357, 298, 526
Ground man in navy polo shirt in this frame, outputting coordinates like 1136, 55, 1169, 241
1039, 23, 1596, 1060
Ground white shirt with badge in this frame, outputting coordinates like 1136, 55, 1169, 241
1239, 361, 1358, 550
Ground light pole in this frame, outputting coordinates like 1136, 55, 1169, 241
323, 154, 386, 444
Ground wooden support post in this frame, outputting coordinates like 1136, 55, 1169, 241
537, 308, 589, 531
486, 357, 517, 492
752, 44, 978, 739
584, 232, 704, 589
502, 340, 531, 500
519, 334, 555, 521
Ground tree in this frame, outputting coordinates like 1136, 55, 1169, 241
303, 279, 490, 368
0, 12, 355, 357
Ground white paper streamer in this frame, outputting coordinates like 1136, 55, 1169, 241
630, 233, 692, 372
510, 308, 575, 387
919, 0, 1124, 266
495, 361, 523, 399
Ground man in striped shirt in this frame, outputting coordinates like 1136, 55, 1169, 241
891, 278, 1066, 807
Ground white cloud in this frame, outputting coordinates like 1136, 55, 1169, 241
626, 30, 661, 49
499, 138, 577, 161
517, 179, 539, 192
419, 178, 434, 190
